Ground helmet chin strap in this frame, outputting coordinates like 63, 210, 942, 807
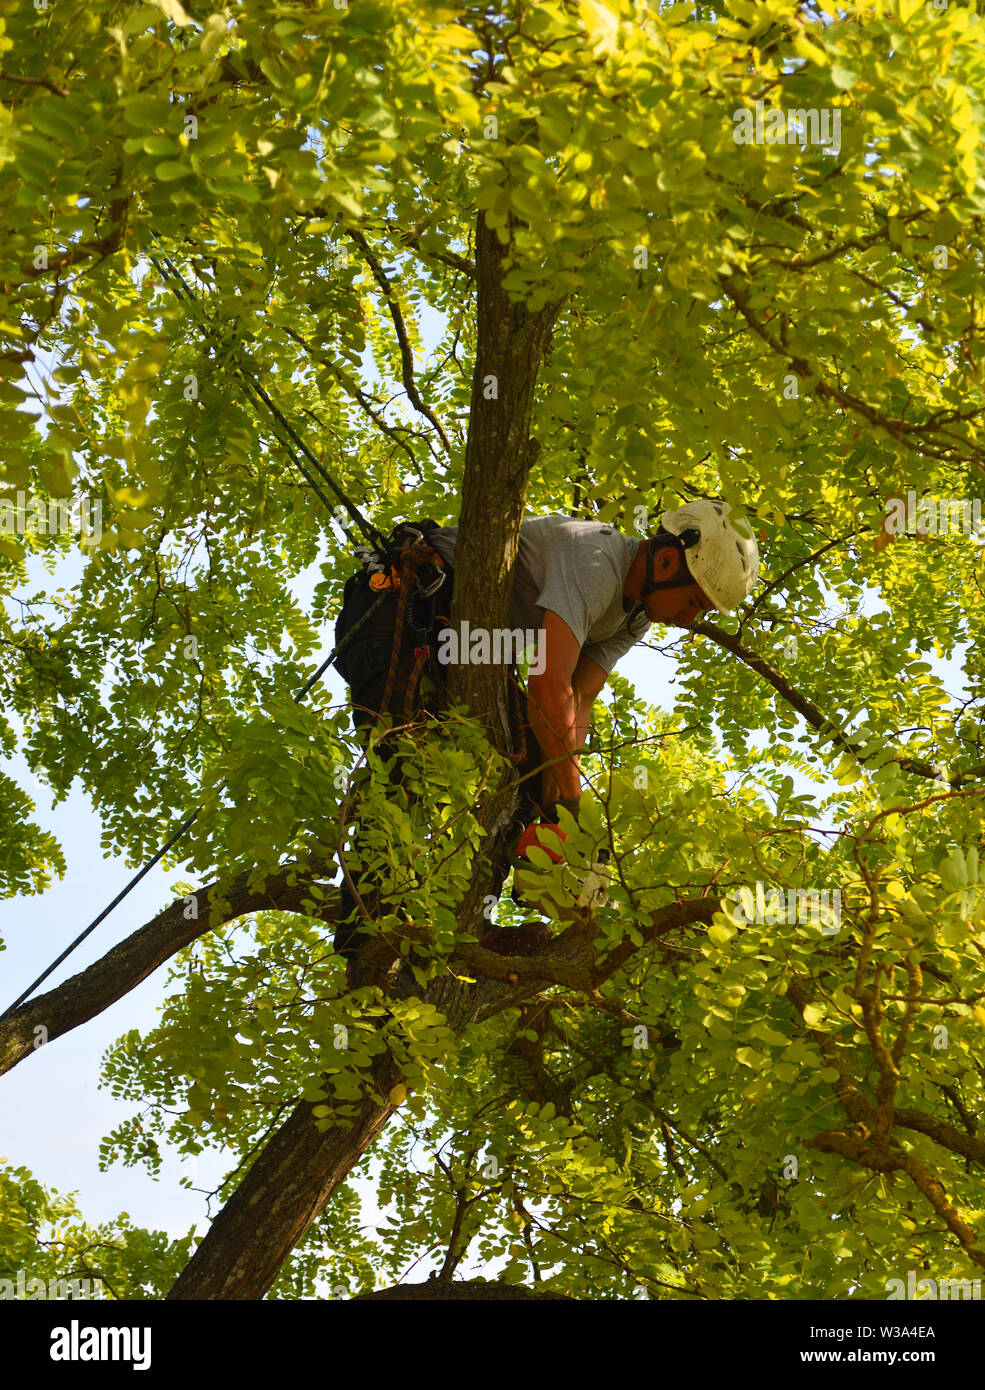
640, 529, 701, 599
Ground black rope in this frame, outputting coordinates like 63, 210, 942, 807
0, 807, 203, 1023
1, 233, 399, 1020
146, 237, 391, 557
0, 597, 387, 1021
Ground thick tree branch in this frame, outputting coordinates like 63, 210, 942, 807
0, 863, 335, 1077
806, 1127, 985, 1272
895, 1108, 985, 1167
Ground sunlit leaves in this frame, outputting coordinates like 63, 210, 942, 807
0, 0, 984, 1300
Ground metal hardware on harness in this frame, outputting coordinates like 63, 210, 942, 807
389, 527, 447, 601
416, 567, 446, 598
353, 544, 386, 574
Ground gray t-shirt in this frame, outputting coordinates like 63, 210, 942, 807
429, 513, 650, 674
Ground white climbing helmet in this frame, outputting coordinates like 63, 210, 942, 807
659, 500, 759, 612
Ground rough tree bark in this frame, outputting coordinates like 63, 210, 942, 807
166, 210, 566, 1298
0, 862, 334, 1076
351, 1279, 573, 1300
450, 210, 561, 721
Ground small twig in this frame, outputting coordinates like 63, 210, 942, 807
0, 69, 69, 98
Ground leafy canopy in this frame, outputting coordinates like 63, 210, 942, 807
1, 0, 985, 1297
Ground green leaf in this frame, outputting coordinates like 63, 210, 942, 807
735, 1047, 766, 1070
146, 0, 194, 25
155, 160, 190, 182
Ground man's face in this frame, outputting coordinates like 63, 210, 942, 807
643, 548, 716, 627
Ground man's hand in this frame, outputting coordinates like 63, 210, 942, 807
515, 815, 611, 915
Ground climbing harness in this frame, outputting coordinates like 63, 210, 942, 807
335, 520, 529, 768
335, 521, 451, 729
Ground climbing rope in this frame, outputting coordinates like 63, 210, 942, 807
0, 596, 388, 1021
146, 234, 392, 557
1, 232, 407, 1019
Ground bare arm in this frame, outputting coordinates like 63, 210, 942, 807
526, 611, 608, 805
572, 650, 608, 769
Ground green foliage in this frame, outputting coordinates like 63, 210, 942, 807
0, 770, 63, 919
2, 0, 985, 1298
0, 1161, 193, 1299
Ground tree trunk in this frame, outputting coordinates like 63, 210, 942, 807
450, 210, 562, 722
167, 1059, 403, 1299
351, 1279, 573, 1300
168, 211, 565, 1299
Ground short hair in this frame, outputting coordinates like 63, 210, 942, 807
648, 528, 688, 564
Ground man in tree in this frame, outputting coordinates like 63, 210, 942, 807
333, 500, 759, 984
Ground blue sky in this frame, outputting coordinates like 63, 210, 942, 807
0, 530, 972, 1272
1, 272, 974, 1282
0, 564, 677, 1243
